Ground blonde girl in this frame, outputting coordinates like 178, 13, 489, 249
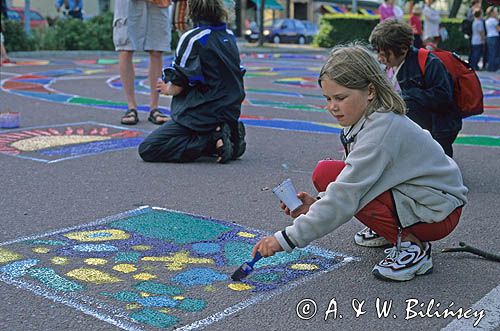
252, 44, 467, 282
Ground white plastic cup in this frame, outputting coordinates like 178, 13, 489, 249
272, 178, 303, 212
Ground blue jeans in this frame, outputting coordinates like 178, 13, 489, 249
469, 44, 484, 70
486, 36, 499, 72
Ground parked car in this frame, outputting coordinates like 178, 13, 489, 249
302, 20, 319, 43
245, 18, 310, 44
6, 7, 48, 29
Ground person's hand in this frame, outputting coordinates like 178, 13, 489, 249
252, 236, 283, 258
156, 81, 183, 96
280, 191, 316, 218
156, 81, 170, 95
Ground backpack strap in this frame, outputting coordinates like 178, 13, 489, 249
417, 48, 429, 78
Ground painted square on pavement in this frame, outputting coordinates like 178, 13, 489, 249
0, 207, 352, 330
0, 122, 146, 163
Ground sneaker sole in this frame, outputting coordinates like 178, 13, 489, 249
372, 259, 433, 282
354, 235, 391, 248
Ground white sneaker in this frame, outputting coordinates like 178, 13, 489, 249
372, 241, 433, 281
354, 227, 390, 247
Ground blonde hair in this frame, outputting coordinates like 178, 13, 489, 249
319, 43, 407, 116
188, 0, 228, 24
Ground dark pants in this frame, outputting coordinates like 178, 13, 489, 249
433, 132, 459, 158
68, 9, 83, 19
413, 35, 423, 49
486, 36, 499, 72
138, 121, 214, 163
469, 44, 484, 71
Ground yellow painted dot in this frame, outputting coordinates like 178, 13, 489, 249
66, 268, 122, 284
159, 308, 171, 314
126, 303, 141, 310
51, 256, 69, 265
64, 229, 129, 242
112, 264, 137, 273
204, 285, 216, 292
32, 247, 50, 254
131, 245, 151, 251
290, 263, 319, 271
228, 283, 254, 291
139, 292, 151, 297
84, 258, 107, 265
173, 296, 185, 300
0, 248, 23, 263
236, 231, 257, 238
133, 273, 157, 281
141, 266, 156, 271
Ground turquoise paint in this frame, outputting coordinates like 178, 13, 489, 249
191, 243, 220, 255
171, 267, 228, 287
88, 232, 113, 238
0, 259, 39, 278
114, 252, 141, 263
28, 267, 84, 292
101, 291, 141, 302
130, 309, 180, 328
224, 241, 310, 267
177, 298, 207, 312
136, 296, 178, 308
73, 244, 118, 252
111, 211, 231, 244
252, 272, 281, 283
133, 281, 183, 296
26, 240, 67, 246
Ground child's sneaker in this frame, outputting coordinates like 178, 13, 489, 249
372, 241, 433, 281
354, 227, 390, 247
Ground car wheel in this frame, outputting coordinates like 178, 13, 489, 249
273, 35, 281, 44
298, 36, 306, 45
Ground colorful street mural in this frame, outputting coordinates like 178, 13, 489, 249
0, 206, 352, 330
1, 54, 499, 149
0, 122, 146, 163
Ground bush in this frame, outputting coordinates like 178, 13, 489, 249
3, 20, 34, 51
314, 14, 470, 55
3, 13, 114, 51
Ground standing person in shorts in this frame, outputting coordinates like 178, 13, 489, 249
113, 0, 171, 125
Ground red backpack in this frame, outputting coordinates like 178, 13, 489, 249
417, 48, 484, 118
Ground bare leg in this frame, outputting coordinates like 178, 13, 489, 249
0, 42, 9, 62
119, 51, 137, 110
148, 51, 163, 110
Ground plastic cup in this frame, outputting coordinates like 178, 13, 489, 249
272, 178, 303, 212
0, 112, 20, 129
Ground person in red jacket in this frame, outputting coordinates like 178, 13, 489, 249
409, 5, 423, 48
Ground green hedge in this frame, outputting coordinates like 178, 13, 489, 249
314, 14, 469, 55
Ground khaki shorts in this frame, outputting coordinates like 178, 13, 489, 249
113, 0, 171, 52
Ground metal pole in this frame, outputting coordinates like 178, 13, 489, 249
258, 0, 265, 46
24, 0, 31, 35
351, 0, 357, 14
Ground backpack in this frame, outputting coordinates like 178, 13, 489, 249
417, 48, 484, 118
461, 18, 473, 37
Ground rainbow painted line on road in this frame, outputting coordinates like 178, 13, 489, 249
0, 206, 352, 330
0, 122, 147, 163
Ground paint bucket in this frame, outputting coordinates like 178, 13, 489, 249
0, 112, 20, 129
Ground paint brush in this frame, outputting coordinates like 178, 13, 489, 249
231, 252, 262, 281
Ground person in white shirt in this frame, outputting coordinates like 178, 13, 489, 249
251, 44, 468, 282
484, 6, 500, 71
470, 9, 486, 70
423, 0, 441, 46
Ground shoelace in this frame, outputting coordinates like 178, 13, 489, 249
383, 246, 400, 261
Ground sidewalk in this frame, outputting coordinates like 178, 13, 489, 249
9, 39, 329, 59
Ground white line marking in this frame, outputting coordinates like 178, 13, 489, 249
441, 284, 500, 330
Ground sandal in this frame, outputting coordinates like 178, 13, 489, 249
232, 121, 246, 160
121, 109, 139, 125
148, 109, 169, 125
213, 124, 233, 164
